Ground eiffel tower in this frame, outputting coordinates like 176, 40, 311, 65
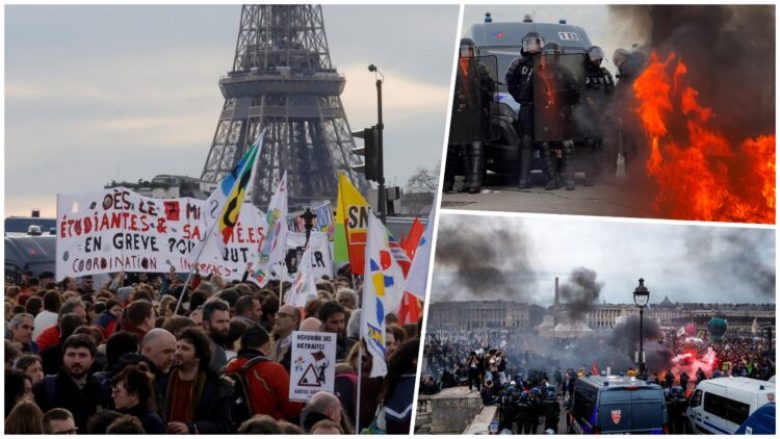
201, 4, 366, 208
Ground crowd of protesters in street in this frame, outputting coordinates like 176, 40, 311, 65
5, 268, 420, 434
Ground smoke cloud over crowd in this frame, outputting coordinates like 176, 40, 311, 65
433, 216, 536, 302
559, 267, 603, 322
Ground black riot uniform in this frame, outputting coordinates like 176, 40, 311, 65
669, 386, 688, 434
603, 48, 647, 178
444, 38, 496, 194
506, 32, 543, 189
577, 46, 614, 184
542, 391, 561, 433
535, 42, 581, 190
499, 386, 519, 432
516, 391, 534, 434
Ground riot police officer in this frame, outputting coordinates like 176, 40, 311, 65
499, 384, 519, 432
536, 41, 580, 190
669, 385, 688, 434
506, 32, 543, 189
577, 45, 614, 185
445, 38, 496, 194
516, 390, 534, 434
542, 387, 561, 433
604, 47, 647, 179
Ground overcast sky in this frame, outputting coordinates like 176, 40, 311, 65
5, 4, 459, 217
432, 213, 776, 305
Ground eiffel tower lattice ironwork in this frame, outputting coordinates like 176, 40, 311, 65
201, 4, 366, 208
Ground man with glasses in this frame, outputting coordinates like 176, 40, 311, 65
43, 408, 78, 434
272, 304, 300, 372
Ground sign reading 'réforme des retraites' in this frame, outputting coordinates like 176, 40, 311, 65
289, 331, 336, 402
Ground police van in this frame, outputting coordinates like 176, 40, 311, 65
567, 375, 668, 434
686, 377, 775, 435
463, 13, 594, 181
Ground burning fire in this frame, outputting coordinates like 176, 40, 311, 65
634, 52, 775, 224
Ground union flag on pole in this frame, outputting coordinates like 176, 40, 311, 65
334, 173, 369, 275
361, 212, 405, 377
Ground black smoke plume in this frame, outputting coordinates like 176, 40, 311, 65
559, 267, 603, 322
683, 227, 776, 299
433, 215, 536, 302
609, 5, 775, 140
608, 314, 674, 372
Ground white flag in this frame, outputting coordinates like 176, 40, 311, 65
361, 213, 405, 377
286, 246, 319, 307
254, 172, 289, 286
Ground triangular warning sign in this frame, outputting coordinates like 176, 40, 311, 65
298, 363, 322, 387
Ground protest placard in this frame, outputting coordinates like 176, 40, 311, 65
289, 330, 336, 402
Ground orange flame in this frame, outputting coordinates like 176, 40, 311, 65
634, 52, 776, 224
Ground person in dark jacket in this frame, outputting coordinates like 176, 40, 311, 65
160, 327, 232, 434
379, 338, 419, 434
110, 362, 165, 433
33, 334, 108, 433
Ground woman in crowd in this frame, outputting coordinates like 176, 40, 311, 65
110, 363, 166, 433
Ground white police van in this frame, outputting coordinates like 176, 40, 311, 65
686, 377, 775, 434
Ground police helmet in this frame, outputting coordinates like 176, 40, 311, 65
531, 387, 542, 396
613, 48, 629, 69
460, 38, 476, 58
663, 388, 672, 399
587, 46, 604, 64
671, 385, 684, 397
510, 380, 517, 386
520, 391, 529, 400
506, 385, 516, 393
542, 41, 563, 55
521, 32, 544, 55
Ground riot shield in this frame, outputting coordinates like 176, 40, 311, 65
533, 53, 586, 142
449, 55, 498, 144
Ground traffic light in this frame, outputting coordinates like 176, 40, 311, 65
352, 126, 382, 182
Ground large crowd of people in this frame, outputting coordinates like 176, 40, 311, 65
5, 268, 419, 434
421, 325, 775, 434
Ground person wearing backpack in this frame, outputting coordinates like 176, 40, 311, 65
160, 328, 232, 434
223, 324, 303, 424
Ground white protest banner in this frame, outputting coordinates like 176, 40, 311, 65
289, 330, 336, 402
56, 187, 266, 281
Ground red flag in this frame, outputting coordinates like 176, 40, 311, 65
592, 361, 599, 376
397, 292, 422, 326
402, 218, 425, 259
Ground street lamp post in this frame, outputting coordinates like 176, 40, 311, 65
633, 278, 650, 378
368, 64, 386, 224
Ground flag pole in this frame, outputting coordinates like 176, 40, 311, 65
175, 130, 265, 315
356, 343, 363, 435
173, 218, 218, 315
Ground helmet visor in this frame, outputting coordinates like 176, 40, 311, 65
523, 37, 542, 54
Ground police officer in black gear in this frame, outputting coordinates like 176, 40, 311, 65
578, 45, 614, 185
445, 38, 496, 194
506, 32, 544, 188
536, 41, 580, 190
499, 385, 519, 432
516, 391, 534, 434
542, 389, 560, 433
669, 385, 688, 434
